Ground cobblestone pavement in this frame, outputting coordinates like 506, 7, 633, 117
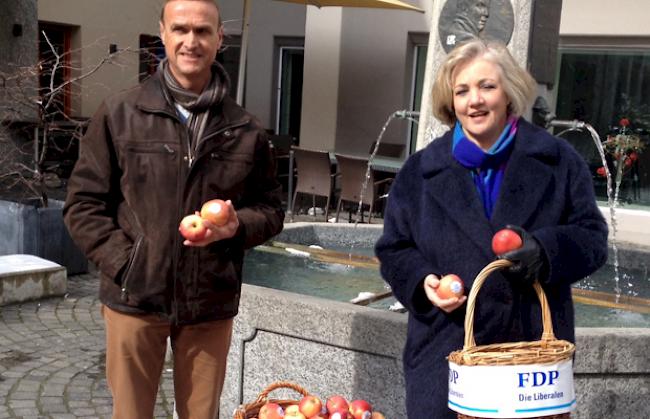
0, 273, 175, 418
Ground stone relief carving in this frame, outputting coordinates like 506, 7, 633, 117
438, 0, 514, 52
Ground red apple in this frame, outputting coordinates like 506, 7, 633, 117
285, 405, 306, 418
370, 413, 385, 419
328, 410, 349, 419
349, 400, 372, 419
200, 199, 230, 226
178, 214, 207, 241
436, 274, 464, 300
259, 402, 285, 419
491, 228, 523, 255
326, 396, 349, 414
298, 395, 323, 418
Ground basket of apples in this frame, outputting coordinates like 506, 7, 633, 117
233, 381, 386, 419
446, 229, 575, 419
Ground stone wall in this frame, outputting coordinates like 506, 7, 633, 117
221, 223, 650, 418
223, 284, 650, 418
0, 0, 38, 123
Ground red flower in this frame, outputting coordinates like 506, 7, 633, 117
624, 158, 633, 167
619, 118, 630, 127
629, 151, 638, 162
596, 167, 607, 177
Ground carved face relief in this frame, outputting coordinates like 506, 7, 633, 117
438, 0, 513, 52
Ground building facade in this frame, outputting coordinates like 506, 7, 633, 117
24, 0, 650, 212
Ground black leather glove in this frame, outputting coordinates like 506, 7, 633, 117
497, 225, 548, 284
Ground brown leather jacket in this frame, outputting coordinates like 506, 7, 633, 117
63, 73, 284, 324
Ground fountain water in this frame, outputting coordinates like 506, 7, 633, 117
344, 110, 418, 306
548, 119, 624, 295
352, 110, 419, 228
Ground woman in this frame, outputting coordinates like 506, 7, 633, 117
375, 39, 608, 419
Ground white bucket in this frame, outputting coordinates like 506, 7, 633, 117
448, 359, 575, 418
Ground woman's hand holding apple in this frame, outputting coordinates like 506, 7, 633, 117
182, 200, 239, 247
423, 274, 467, 313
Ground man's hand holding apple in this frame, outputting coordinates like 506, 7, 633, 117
423, 274, 467, 313
183, 200, 239, 247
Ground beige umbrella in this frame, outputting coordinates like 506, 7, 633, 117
276, 0, 424, 12
235, 0, 425, 104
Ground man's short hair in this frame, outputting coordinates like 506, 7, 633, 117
160, 0, 222, 27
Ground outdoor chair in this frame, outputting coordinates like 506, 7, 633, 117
290, 147, 338, 220
368, 141, 406, 159
268, 134, 296, 198
334, 153, 393, 223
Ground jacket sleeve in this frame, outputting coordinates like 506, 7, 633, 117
375, 159, 440, 320
63, 102, 133, 282
533, 147, 609, 285
235, 129, 285, 249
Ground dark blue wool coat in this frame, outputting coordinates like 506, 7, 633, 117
375, 118, 608, 419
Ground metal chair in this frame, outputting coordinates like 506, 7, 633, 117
368, 141, 406, 158
290, 147, 337, 220
334, 154, 393, 223
268, 134, 295, 198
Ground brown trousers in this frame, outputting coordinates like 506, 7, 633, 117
102, 305, 233, 419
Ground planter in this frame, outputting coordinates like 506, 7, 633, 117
0, 199, 88, 274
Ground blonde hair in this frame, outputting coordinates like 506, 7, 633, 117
431, 39, 537, 126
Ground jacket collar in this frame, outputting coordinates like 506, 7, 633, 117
134, 72, 250, 130
421, 118, 560, 177
418, 118, 562, 258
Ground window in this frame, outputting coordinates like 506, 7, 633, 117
556, 40, 650, 208
409, 36, 428, 155
275, 45, 304, 139
218, 35, 241, 99
139, 34, 165, 82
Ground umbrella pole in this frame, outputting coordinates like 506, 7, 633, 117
236, 0, 252, 105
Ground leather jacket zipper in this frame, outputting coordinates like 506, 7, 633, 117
120, 236, 143, 301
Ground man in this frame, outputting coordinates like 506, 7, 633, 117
63, 0, 284, 417
446, 0, 490, 48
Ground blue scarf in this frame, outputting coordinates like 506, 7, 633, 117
452, 117, 518, 218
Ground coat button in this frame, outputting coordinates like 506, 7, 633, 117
224, 130, 232, 137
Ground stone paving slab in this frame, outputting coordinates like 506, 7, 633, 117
0, 272, 175, 418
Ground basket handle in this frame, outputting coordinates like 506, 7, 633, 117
463, 259, 556, 349
253, 381, 311, 404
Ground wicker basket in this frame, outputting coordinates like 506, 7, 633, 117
233, 381, 311, 419
447, 259, 576, 419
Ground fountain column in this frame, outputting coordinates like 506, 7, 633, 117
417, 0, 563, 149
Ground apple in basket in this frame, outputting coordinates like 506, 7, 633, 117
200, 198, 230, 226
178, 214, 207, 242
349, 400, 372, 419
328, 410, 351, 419
285, 404, 307, 418
491, 228, 523, 255
259, 402, 285, 419
326, 395, 349, 414
298, 395, 324, 417
436, 274, 465, 300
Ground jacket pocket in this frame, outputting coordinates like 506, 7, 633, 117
118, 141, 179, 218
124, 143, 177, 155
202, 151, 254, 195
119, 235, 144, 302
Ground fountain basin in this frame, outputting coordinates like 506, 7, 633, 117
221, 223, 650, 418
